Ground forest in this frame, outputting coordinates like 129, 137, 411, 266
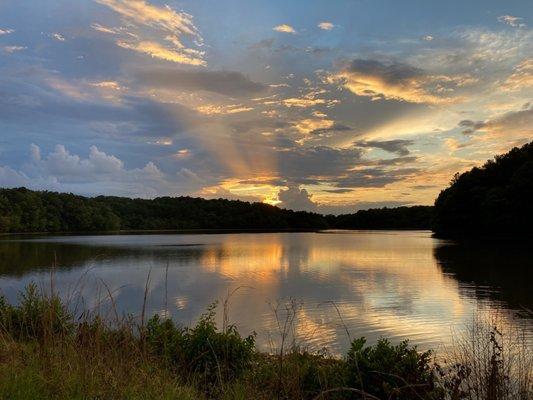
0, 187, 433, 233
0, 141, 531, 235
432, 141, 533, 237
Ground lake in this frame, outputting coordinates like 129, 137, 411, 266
0, 230, 531, 354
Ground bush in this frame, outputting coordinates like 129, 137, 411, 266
147, 302, 255, 388
345, 337, 442, 400
0, 283, 72, 341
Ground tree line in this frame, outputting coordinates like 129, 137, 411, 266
0, 187, 433, 233
433, 141, 533, 237
1, 140, 531, 235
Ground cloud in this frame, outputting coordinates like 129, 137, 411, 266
355, 139, 414, 156
334, 167, 419, 188
52, 33, 65, 41
273, 24, 296, 34
277, 185, 317, 212
31, 144, 124, 179
96, 0, 205, 66
423, 35, 434, 41
457, 105, 533, 138
330, 59, 468, 104
484, 106, 533, 138
95, 0, 200, 36
282, 97, 327, 108
277, 143, 364, 181
458, 119, 486, 135
318, 22, 335, 31
0, 28, 14, 35
2, 46, 26, 53
502, 59, 533, 91
195, 104, 253, 115
294, 118, 335, 134
498, 15, 526, 28
0, 166, 29, 187
117, 40, 205, 65
135, 68, 266, 97
0, 144, 203, 198
91, 23, 120, 34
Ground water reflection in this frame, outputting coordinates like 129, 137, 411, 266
0, 231, 530, 354
434, 241, 533, 311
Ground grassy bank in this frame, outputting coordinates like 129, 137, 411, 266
0, 285, 531, 400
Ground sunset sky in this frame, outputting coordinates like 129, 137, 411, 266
0, 0, 531, 213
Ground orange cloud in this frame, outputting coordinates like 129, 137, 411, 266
273, 24, 296, 34
117, 40, 205, 65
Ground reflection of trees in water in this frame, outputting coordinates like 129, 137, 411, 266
0, 241, 209, 277
433, 242, 533, 310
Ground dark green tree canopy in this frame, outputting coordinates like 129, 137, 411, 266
0, 187, 434, 233
433, 141, 533, 237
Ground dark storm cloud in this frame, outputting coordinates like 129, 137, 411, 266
135, 68, 267, 97
355, 139, 414, 156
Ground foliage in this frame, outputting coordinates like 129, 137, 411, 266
433, 141, 533, 237
345, 337, 442, 400
0, 286, 531, 399
335, 206, 434, 230
0, 187, 327, 233
0, 187, 437, 233
147, 302, 256, 386
0, 283, 73, 340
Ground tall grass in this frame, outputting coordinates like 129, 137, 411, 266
0, 283, 531, 399
439, 312, 532, 400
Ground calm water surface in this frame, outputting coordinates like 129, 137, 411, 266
0, 231, 531, 354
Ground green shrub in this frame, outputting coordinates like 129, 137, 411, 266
147, 314, 187, 367
147, 302, 255, 388
0, 283, 73, 341
345, 337, 442, 400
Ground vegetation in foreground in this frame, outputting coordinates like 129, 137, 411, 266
0, 285, 530, 400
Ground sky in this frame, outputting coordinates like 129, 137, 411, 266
0, 0, 531, 213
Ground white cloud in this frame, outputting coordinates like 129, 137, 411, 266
91, 23, 120, 34
95, 0, 205, 66
0, 166, 29, 187
95, 0, 200, 36
498, 15, 526, 28
277, 185, 317, 212
423, 35, 434, 41
502, 58, 533, 91
273, 24, 296, 34
2, 46, 26, 53
52, 33, 66, 41
318, 22, 335, 31
0, 28, 14, 35
0, 144, 204, 198
117, 40, 205, 65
